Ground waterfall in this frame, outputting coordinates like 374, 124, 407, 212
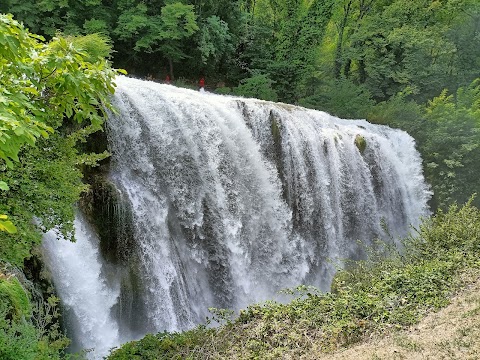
44, 76, 431, 356
42, 212, 121, 359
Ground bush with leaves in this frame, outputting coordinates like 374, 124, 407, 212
0, 14, 116, 166
0, 264, 70, 360
420, 81, 480, 209
233, 73, 278, 101
366, 80, 480, 210
0, 14, 119, 264
300, 78, 375, 119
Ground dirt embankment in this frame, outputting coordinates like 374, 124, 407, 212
315, 278, 480, 360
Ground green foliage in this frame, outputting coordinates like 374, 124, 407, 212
366, 81, 480, 210
1, 1, 477, 356
114, 1, 198, 78
2, 0, 478, 108
367, 92, 424, 128
328, 0, 480, 103
197, 15, 232, 65
0, 15, 116, 358
412, 197, 480, 258
0, 13, 116, 169
157, 2, 199, 72
63, 33, 113, 62
83, 18, 109, 35
214, 86, 233, 95
300, 78, 374, 118
0, 215, 17, 234
0, 269, 69, 360
118, 2, 199, 55
109, 200, 480, 359
421, 82, 480, 209
245, 0, 334, 102
0, 306, 42, 360
114, 3, 150, 45
160, 3, 199, 43
115, 2, 198, 53
0, 14, 53, 167
233, 73, 278, 101
0, 14, 118, 262
108, 329, 216, 360
0, 276, 30, 319
0, 132, 92, 265
0, 15, 117, 359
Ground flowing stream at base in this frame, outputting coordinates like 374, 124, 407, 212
43, 76, 431, 358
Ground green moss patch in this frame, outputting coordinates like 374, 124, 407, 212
355, 134, 367, 154
0, 276, 31, 320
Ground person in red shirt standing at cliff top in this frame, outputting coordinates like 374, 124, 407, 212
199, 77, 205, 92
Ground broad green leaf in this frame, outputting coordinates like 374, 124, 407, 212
0, 219, 18, 234
0, 181, 9, 190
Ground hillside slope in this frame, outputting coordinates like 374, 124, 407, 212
321, 276, 480, 360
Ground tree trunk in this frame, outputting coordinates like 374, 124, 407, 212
168, 57, 175, 81
344, 58, 352, 78
358, 58, 366, 83
334, 0, 353, 79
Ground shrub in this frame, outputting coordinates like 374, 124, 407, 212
233, 73, 278, 101
0, 269, 69, 360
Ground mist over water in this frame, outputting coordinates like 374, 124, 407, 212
43, 76, 431, 358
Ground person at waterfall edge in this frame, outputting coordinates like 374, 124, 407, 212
199, 77, 205, 92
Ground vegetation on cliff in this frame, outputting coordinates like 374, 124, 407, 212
0, 14, 119, 359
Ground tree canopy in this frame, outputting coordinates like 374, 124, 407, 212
0, 13, 119, 262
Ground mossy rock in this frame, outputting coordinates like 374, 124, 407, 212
270, 115, 281, 144
0, 276, 31, 319
354, 134, 367, 154
269, 111, 288, 202
81, 175, 136, 265
276, 102, 298, 111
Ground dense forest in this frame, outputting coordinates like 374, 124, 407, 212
0, 0, 479, 358
2, 0, 478, 210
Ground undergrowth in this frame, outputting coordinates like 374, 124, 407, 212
108, 198, 480, 360
0, 265, 70, 360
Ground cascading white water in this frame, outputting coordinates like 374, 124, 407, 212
44, 76, 431, 357
106, 75, 430, 326
42, 212, 121, 359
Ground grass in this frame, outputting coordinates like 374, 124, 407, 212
108, 198, 480, 360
